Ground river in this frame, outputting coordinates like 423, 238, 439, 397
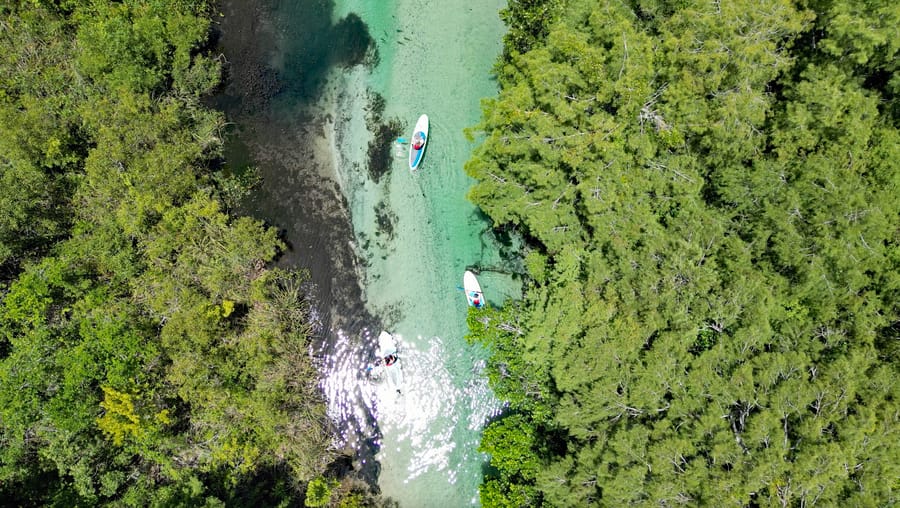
212, 0, 516, 505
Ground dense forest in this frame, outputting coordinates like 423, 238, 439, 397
4, 0, 898, 506
466, 0, 898, 506
0, 1, 379, 505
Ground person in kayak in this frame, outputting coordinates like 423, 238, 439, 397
384, 354, 397, 366
412, 132, 425, 150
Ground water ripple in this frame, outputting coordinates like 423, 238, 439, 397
320, 329, 502, 486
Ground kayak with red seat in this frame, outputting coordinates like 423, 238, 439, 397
409, 114, 429, 171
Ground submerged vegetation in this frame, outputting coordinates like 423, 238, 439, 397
0, 1, 379, 504
468, 0, 899, 505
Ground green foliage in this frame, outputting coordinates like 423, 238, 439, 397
499, 0, 563, 58
481, 415, 540, 482
478, 415, 541, 507
467, 304, 554, 422
0, 1, 335, 505
470, 0, 900, 505
305, 476, 339, 507
214, 165, 263, 212
74, 0, 219, 94
97, 386, 144, 446
0, 7, 80, 269
337, 492, 366, 508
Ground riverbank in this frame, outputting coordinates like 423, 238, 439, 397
209, 0, 386, 484
211, 0, 517, 505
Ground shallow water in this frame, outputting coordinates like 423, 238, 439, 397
321, 1, 518, 505
214, 0, 516, 505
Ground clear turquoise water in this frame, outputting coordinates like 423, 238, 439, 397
318, 1, 516, 505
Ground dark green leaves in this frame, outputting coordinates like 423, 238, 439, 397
469, 0, 900, 505
0, 1, 335, 504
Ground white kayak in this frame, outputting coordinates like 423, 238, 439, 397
367, 331, 403, 389
463, 270, 485, 308
408, 114, 429, 171
377, 330, 397, 358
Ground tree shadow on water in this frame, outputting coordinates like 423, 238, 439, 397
274, 0, 377, 106
212, 0, 376, 116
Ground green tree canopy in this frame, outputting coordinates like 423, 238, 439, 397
0, 2, 341, 505
468, 0, 900, 505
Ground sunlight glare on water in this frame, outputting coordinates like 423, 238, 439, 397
321, 330, 504, 482
320, 328, 381, 454
376, 335, 502, 481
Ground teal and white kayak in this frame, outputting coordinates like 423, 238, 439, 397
408, 114, 429, 171
463, 271, 485, 308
